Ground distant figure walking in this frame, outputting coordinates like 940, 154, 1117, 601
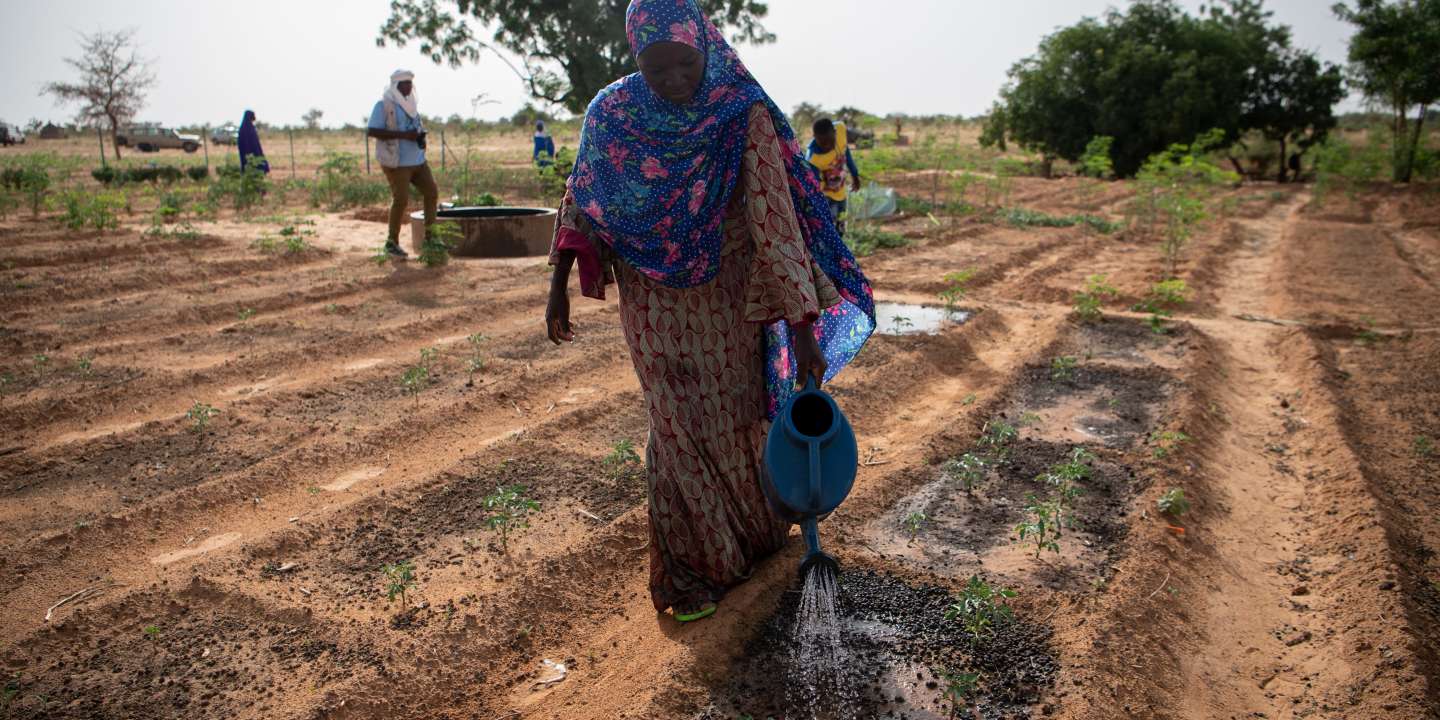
533, 120, 555, 167
367, 69, 438, 260
805, 118, 861, 236
238, 110, 269, 174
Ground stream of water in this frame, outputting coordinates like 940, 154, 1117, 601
786, 562, 855, 719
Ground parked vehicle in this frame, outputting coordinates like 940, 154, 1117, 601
211, 124, 238, 146
115, 124, 201, 153
0, 124, 25, 146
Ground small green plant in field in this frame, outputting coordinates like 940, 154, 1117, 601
945, 574, 1016, 646
142, 624, 161, 639
1415, 436, 1435, 458
844, 223, 910, 257
1134, 279, 1189, 335
74, 354, 93, 377
31, 353, 49, 376
237, 307, 255, 323
1050, 355, 1078, 382
381, 560, 417, 606
939, 268, 977, 314
1016, 494, 1063, 559
890, 315, 914, 333
1038, 447, 1092, 527
400, 347, 437, 406
186, 402, 218, 432
1149, 430, 1190, 458
1080, 136, 1116, 180
60, 190, 124, 231
1147, 311, 1172, 335
603, 438, 642, 480
419, 222, 459, 267
961, 393, 977, 406
1072, 274, 1118, 323
944, 452, 988, 492
980, 419, 1019, 459
370, 244, 393, 266
903, 511, 927, 540
1157, 488, 1190, 517
483, 484, 540, 552
936, 666, 981, 720
465, 333, 488, 385
279, 223, 315, 253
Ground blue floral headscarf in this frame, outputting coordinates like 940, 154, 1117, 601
571, 0, 875, 417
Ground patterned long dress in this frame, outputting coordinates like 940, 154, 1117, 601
554, 103, 842, 612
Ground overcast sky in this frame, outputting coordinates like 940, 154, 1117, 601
1, 0, 1361, 129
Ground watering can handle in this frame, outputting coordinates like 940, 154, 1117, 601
807, 436, 821, 510
802, 374, 818, 392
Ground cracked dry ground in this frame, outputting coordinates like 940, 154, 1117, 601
2, 177, 1436, 719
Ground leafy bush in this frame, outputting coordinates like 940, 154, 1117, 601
186, 166, 209, 181
1072, 274, 1118, 323
845, 223, 909, 257
2, 162, 50, 216
944, 575, 1016, 646
209, 161, 268, 211
310, 152, 388, 210
1157, 488, 1190, 517
1130, 129, 1238, 276
60, 191, 124, 231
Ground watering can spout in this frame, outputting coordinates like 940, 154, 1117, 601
762, 377, 857, 577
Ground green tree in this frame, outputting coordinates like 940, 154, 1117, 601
1333, 0, 1440, 182
377, 0, 773, 115
982, 0, 1328, 177
1243, 48, 1346, 182
41, 29, 156, 161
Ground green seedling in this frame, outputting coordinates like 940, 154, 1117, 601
1072, 274, 1118, 324
980, 419, 1019, 460
1147, 310, 1172, 335
74, 354, 93, 377
1050, 355, 1078, 382
944, 574, 1016, 646
961, 393, 977, 406
1134, 279, 1189, 313
466, 333, 488, 385
1037, 447, 1093, 527
419, 222, 459, 267
400, 347, 437, 406
1157, 488, 1190, 517
324, 303, 340, 314
237, 307, 255, 323
31, 353, 49, 376
370, 245, 393, 267
890, 315, 914, 333
1149, 430, 1191, 458
603, 439, 642, 480
186, 402, 219, 433
936, 666, 981, 720
939, 268, 977, 314
1015, 493, 1062, 559
483, 484, 541, 552
1416, 436, 1435, 458
381, 560, 417, 606
903, 511, 927, 539
142, 624, 161, 639
944, 452, 988, 492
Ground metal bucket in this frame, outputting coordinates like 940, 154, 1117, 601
409, 206, 557, 257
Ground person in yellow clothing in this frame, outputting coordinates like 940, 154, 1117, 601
805, 117, 862, 235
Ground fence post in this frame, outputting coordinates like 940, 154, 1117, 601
97, 126, 107, 167
202, 126, 210, 172
289, 129, 296, 178
365, 133, 371, 174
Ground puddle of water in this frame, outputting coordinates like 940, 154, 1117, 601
874, 302, 970, 336
323, 466, 385, 492
152, 531, 242, 565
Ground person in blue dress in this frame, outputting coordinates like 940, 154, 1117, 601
237, 110, 269, 174
533, 120, 555, 167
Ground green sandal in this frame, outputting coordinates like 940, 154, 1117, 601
674, 602, 717, 623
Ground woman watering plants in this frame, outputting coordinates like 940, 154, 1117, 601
544, 0, 874, 623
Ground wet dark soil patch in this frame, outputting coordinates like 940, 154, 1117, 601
1067, 318, 1191, 367
878, 440, 1140, 586
700, 570, 1056, 720
1011, 364, 1174, 448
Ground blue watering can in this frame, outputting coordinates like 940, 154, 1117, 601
762, 377, 858, 576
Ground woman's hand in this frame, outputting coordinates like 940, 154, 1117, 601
546, 252, 576, 344
792, 321, 827, 387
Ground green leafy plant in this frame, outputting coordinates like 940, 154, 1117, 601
1050, 355, 1078, 382
1149, 430, 1191, 458
1037, 447, 1092, 527
465, 332, 488, 385
890, 315, 914, 333
483, 484, 540, 552
939, 268, 977, 314
419, 222, 459, 267
309, 152, 387, 210
903, 511, 927, 540
944, 574, 1017, 646
74, 354, 93, 377
1016, 494, 1063, 558
370, 244, 393, 266
1416, 436, 1435, 458
210, 160, 269, 211
400, 347, 437, 406
186, 402, 218, 432
603, 438, 642, 480
1134, 279, 1189, 335
1131, 129, 1238, 276
980, 419, 1019, 459
31, 353, 49, 376
60, 190, 124, 231
381, 560, 417, 606
944, 452, 988, 492
237, 307, 255, 323
845, 223, 910, 257
1073, 274, 1118, 323
1157, 488, 1190, 517
936, 667, 981, 720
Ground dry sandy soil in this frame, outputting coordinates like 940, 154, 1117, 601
2, 136, 1438, 719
